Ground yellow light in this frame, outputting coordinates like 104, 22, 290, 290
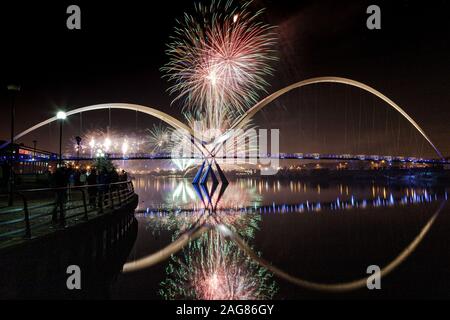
104, 138, 112, 150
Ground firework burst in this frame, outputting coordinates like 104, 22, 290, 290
162, 0, 277, 129
147, 123, 200, 171
67, 129, 146, 157
146, 124, 172, 153
160, 230, 276, 300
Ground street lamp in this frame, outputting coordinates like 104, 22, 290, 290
32, 140, 37, 174
7, 84, 21, 206
75, 136, 82, 164
57, 111, 67, 167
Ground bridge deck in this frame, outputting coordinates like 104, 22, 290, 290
60, 154, 450, 164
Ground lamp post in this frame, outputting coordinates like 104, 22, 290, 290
75, 136, 82, 165
57, 111, 67, 167
7, 84, 21, 206
32, 140, 37, 174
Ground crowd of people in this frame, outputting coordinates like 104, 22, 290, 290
50, 164, 129, 223
50, 165, 128, 189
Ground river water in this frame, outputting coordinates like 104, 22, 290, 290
111, 175, 450, 299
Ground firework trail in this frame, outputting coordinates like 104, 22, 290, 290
162, 0, 277, 131
147, 123, 199, 170
67, 128, 147, 156
160, 230, 276, 300
143, 178, 267, 298
146, 124, 172, 153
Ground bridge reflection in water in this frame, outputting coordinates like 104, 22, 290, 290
112, 176, 450, 300
4, 175, 447, 299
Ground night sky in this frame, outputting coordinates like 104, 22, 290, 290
0, 0, 449, 158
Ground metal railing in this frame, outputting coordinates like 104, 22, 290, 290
0, 180, 135, 240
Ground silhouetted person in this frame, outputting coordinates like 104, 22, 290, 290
79, 170, 87, 186
73, 169, 81, 186
97, 169, 110, 212
67, 167, 76, 201
44, 170, 52, 187
0, 163, 9, 190
120, 170, 128, 182
109, 169, 119, 197
51, 167, 68, 224
111, 169, 119, 184
87, 169, 98, 208
1, 163, 11, 191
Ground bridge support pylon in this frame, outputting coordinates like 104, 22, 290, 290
192, 160, 228, 186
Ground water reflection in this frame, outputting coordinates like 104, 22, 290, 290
144, 209, 261, 238
225, 201, 445, 293
136, 177, 448, 216
135, 178, 261, 211
134, 176, 448, 212
121, 176, 450, 300
160, 230, 276, 300
142, 181, 275, 300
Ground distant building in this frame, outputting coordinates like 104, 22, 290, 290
0, 141, 57, 174
445, 157, 450, 170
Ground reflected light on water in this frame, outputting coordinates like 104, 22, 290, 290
123, 176, 450, 300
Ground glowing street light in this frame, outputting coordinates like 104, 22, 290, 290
56, 111, 67, 120
96, 148, 105, 158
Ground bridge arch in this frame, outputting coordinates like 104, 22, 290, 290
1, 103, 196, 150
214, 77, 444, 160
2, 78, 444, 160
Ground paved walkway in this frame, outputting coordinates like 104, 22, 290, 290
0, 189, 135, 250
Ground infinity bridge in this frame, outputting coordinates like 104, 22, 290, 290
1, 77, 447, 165
11, 152, 449, 164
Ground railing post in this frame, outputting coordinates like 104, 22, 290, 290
98, 190, 103, 214
52, 190, 58, 223
58, 188, 66, 226
81, 188, 88, 221
22, 194, 31, 239
109, 187, 114, 209
117, 186, 122, 206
